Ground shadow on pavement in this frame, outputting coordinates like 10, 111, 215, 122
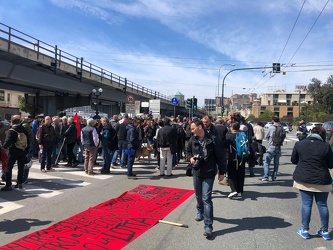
212, 216, 292, 239
0, 218, 52, 234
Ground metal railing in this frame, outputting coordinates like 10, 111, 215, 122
0, 22, 171, 102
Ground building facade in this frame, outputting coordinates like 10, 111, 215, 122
252, 90, 312, 118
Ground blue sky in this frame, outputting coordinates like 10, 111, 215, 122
1, 0, 333, 106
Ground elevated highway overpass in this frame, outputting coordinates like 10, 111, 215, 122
0, 22, 205, 118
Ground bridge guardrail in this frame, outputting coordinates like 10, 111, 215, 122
0, 22, 173, 103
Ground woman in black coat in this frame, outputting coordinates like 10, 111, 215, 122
291, 126, 333, 240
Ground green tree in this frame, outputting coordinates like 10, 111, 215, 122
307, 75, 333, 113
259, 110, 275, 119
19, 97, 41, 116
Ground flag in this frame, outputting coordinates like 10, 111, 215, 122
73, 113, 81, 139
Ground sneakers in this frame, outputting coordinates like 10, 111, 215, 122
297, 228, 310, 239
41, 169, 47, 173
127, 174, 137, 179
203, 227, 213, 238
237, 193, 242, 197
228, 192, 238, 199
317, 229, 331, 240
14, 183, 23, 189
260, 178, 269, 182
1, 186, 13, 191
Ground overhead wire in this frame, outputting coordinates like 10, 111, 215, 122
285, 0, 330, 66
245, 0, 330, 94
277, 0, 306, 63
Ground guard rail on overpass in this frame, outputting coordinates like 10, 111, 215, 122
0, 22, 205, 118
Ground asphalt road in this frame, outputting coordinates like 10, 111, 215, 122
0, 133, 332, 250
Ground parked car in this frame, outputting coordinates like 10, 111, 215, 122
322, 121, 333, 141
264, 122, 273, 129
281, 121, 292, 133
306, 122, 323, 132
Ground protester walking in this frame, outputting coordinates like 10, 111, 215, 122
291, 126, 333, 240
187, 119, 226, 238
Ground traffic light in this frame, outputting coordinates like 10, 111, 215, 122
273, 63, 281, 73
186, 98, 192, 109
193, 98, 197, 110
221, 106, 225, 114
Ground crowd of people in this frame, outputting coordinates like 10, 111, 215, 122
0, 112, 332, 240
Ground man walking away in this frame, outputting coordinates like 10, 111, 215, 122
261, 116, 285, 182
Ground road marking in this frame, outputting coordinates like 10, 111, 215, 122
0, 198, 24, 215
16, 185, 63, 198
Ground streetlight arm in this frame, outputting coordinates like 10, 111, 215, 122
221, 66, 272, 116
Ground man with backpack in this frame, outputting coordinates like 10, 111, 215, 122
1, 115, 29, 191
261, 116, 286, 182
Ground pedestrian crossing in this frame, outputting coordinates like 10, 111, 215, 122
0, 161, 115, 216
0, 157, 157, 216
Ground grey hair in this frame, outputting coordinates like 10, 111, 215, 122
87, 118, 96, 126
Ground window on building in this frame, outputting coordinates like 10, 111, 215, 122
7, 93, 10, 102
268, 100, 271, 105
18, 95, 22, 101
286, 94, 292, 99
274, 107, 279, 111
287, 112, 293, 117
288, 107, 293, 111
0, 90, 4, 101
273, 94, 279, 99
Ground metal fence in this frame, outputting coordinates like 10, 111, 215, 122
0, 22, 171, 102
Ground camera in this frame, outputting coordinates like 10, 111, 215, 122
192, 154, 203, 170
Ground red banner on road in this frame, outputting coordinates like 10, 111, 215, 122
0, 185, 193, 250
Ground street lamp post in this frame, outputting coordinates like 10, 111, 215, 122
91, 87, 103, 116
217, 64, 235, 109
221, 66, 271, 116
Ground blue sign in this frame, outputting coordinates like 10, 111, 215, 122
171, 97, 178, 105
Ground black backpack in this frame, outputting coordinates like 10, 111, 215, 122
272, 125, 286, 146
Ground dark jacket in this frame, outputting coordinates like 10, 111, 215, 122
205, 123, 217, 136
215, 124, 228, 147
3, 124, 30, 152
291, 136, 333, 185
38, 124, 57, 145
102, 124, 117, 150
186, 131, 227, 178
64, 123, 77, 144
126, 123, 141, 150
117, 119, 130, 141
157, 125, 178, 148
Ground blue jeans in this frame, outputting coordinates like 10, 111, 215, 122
126, 149, 136, 176
111, 149, 118, 165
299, 190, 329, 232
193, 175, 214, 230
118, 140, 128, 167
263, 146, 281, 179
